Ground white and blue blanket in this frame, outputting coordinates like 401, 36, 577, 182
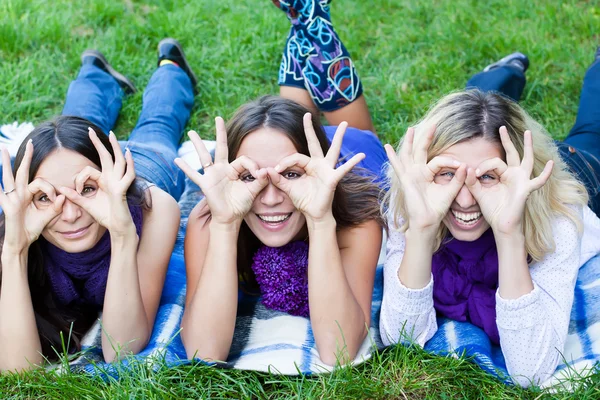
66, 168, 386, 375
2, 124, 598, 386
423, 253, 600, 388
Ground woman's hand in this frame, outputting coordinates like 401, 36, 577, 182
59, 128, 137, 237
386, 125, 467, 233
0, 141, 66, 253
175, 117, 269, 225
465, 126, 553, 236
265, 114, 365, 224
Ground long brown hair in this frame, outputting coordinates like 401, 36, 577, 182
223, 95, 384, 289
0, 116, 149, 360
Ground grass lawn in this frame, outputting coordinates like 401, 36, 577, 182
1, 0, 599, 398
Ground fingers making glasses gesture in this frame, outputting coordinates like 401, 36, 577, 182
174, 117, 269, 225
59, 128, 138, 237
0, 141, 66, 252
265, 114, 365, 223
465, 126, 553, 236
385, 125, 467, 233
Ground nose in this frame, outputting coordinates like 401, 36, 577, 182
260, 182, 284, 207
60, 198, 82, 223
454, 184, 477, 209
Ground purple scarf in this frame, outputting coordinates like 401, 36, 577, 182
251, 241, 310, 317
42, 203, 143, 306
431, 228, 500, 344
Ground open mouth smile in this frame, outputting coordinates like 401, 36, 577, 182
450, 210, 483, 226
256, 213, 292, 225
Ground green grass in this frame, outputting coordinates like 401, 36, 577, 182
1, 0, 599, 398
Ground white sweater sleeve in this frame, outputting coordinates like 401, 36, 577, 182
496, 214, 581, 388
379, 216, 438, 347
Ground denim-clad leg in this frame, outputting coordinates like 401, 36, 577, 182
564, 61, 600, 158
561, 60, 600, 215
62, 64, 123, 134
466, 60, 600, 216
466, 66, 526, 102
125, 65, 194, 201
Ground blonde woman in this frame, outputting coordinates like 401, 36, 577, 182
379, 52, 600, 387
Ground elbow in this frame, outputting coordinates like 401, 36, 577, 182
316, 330, 366, 367
507, 353, 561, 388
0, 359, 38, 374
101, 333, 150, 363
181, 330, 229, 363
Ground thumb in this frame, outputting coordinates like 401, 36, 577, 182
59, 187, 91, 211
246, 168, 269, 197
38, 195, 66, 227
265, 167, 292, 195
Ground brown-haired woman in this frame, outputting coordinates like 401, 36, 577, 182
176, 0, 387, 365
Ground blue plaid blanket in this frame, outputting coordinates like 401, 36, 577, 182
54, 139, 599, 386
423, 253, 600, 387
66, 162, 385, 375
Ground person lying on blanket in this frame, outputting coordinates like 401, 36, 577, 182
379, 50, 600, 387
176, 0, 387, 366
0, 38, 198, 371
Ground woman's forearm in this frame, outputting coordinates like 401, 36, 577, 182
397, 228, 437, 289
101, 229, 149, 362
0, 249, 43, 372
181, 221, 240, 361
306, 214, 366, 365
379, 228, 438, 346
495, 232, 533, 299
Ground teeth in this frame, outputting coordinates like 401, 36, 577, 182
451, 210, 482, 224
258, 214, 290, 223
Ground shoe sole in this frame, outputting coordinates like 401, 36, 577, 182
483, 52, 529, 73
81, 50, 137, 94
157, 38, 198, 91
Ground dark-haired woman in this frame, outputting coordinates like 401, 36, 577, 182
0, 39, 195, 371
178, 0, 387, 365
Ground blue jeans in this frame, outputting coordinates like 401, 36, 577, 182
62, 63, 194, 201
467, 62, 600, 216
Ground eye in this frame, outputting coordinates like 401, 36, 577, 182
434, 169, 455, 184
38, 194, 50, 203
282, 171, 302, 180
478, 174, 497, 181
240, 174, 255, 182
81, 186, 96, 196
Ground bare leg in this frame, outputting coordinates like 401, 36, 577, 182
323, 95, 375, 133
279, 86, 319, 116
274, 0, 376, 134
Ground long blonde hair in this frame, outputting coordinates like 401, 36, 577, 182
385, 90, 588, 261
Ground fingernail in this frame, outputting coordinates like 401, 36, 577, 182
475, 169, 480, 176
453, 160, 460, 167
274, 165, 281, 172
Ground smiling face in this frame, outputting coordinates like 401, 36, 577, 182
435, 137, 504, 241
236, 127, 307, 247
34, 148, 107, 253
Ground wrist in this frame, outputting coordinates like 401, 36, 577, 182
494, 230, 525, 249
492, 223, 524, 241
1, 248, 29, 274
306, 212, 336, 232
2, 244, 30, 258
209, 219, 241, 235
405, 227, 438, 254
108, 220, 138, 239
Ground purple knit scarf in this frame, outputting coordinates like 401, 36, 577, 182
431, 228, 500, 344
251, 241, 310, 317
42, 203, 143, 306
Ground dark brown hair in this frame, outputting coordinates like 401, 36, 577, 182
224, 95, 384, 290
0, 115, 148, 360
